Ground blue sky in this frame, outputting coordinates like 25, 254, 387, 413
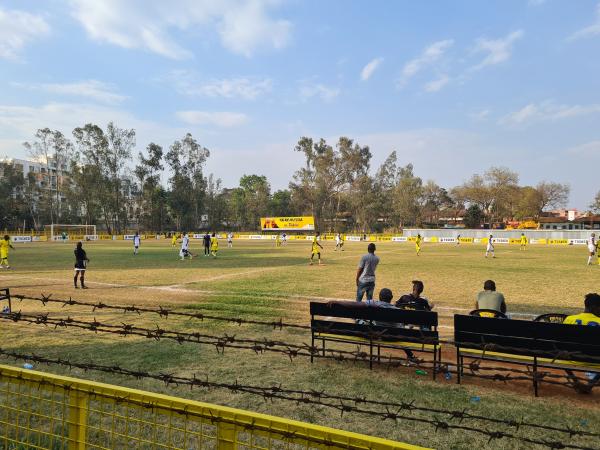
1, 0, 600, 208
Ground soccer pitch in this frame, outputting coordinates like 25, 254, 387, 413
1, 239, 599, 449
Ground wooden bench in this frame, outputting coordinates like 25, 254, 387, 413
0, 288, 10, 313
310, 301, 441, 378
454, 314, 600, 395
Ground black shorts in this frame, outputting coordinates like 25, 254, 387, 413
74, 260, 86, 270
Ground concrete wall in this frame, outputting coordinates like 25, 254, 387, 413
402, 229, 597, 240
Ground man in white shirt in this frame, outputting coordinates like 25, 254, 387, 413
587, 233, 596, 265
133, 232, 141, 255
180, 233, 193, 260
227, 232, 233, 248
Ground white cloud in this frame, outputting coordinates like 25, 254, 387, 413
424, 75, 450, 92
360, 57, 383, 81
471, 30, 523, 70
176, 110, 248, 127
567, 140, 600, 159
13, 80, 126, 104
568, 2, 600, 41
0, 102, 187, 160
500, 100, 600, 125
397, 39, 453, 87
165, 70, 272, 100
299, 83, 340, 102
469, 108, 491, 121
69, 0, 291, 59
0, 7, 50, 59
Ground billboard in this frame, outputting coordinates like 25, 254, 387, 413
260, 216, 315, 231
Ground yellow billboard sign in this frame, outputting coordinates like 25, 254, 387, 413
260, 216, 315, 231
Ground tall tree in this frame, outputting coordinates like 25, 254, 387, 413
393, 164, 423, 227
535, 181, 570, 212
166, 133, 210, 229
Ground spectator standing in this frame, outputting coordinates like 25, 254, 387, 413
356, 243, 379, 302
476, 280, 506, 313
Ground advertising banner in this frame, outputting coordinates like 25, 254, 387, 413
11, 236, 32, 243
260, 217, 315, 231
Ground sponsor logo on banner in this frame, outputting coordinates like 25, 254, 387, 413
84, 235, 99, 241
423, 237, 434, 243
260, 216, 315, 231
123, 235, 136, 240
391, 237, 408, 242
549, 239, 569, 245
492, 238, 509, 244
11, 236, 32, 243
249, 235, 263, 240
569, 239, 587, 245
345, 235, 361, 241
439, 237, 456, 243
192, 234, 204, 239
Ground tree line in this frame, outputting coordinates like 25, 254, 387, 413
0, 122, 590, 233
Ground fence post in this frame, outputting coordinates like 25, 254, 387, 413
216, 421, 236, 449
68, 391, 88, 450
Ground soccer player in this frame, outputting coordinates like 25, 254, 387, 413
456, 234, 461, 245
210, 233, 218, 257
485, 234, 495, 258
203, 232, 211, 256
519, 233, 527, 251
73, 241, 89, 289
180, 233, 193, 260
335, 233, 344, 251
587, 233, 596, 265
415, 234, 422, 256
0, 235, 14, 269
281, 233, 287, 246
275, 233, 281, 247
309, 232, 324, 265
227, 232, 233, 248
485, 234, 496, 258
171, 233, 178, 247
133, 232, 141, 255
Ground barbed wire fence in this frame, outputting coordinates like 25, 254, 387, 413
2, 292, 600, 448
0, 348, 598, 450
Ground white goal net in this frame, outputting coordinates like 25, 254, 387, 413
44, 224, 97, 241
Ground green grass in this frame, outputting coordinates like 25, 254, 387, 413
1, 239, 599, 449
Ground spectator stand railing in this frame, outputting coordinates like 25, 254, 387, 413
0, 363, 423, 450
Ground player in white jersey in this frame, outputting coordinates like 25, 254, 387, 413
587, 233, 596, 265
281, 233, 287, 246
179, 233, 193, 260
133, 232, 141, 255
227, 232, 233, 248
485, 234, 495, 258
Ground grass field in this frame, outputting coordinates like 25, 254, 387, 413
1, 238, 599, 449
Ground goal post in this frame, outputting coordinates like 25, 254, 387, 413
44, 224, 97, 241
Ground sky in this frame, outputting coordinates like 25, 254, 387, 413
1, 0, 600, 209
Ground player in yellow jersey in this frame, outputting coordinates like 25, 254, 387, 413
0, 235, 14, 269
210, 233, 218, 257
519, 233, 528, 250
415, 234, 422, 256
171, 233, 178, 247
309, 232, 324, 265
275, 233, 281, 247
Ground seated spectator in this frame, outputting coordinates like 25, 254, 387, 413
564, 293, 600, 326
475, 280, 506, 314
563, 293, 600, 389
396, 280, 434, 311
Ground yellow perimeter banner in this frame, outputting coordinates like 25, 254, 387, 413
260, 216, 315, 231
